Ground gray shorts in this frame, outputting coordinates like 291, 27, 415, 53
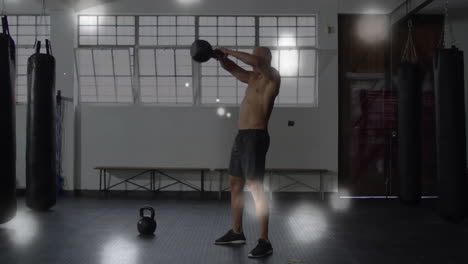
229, 129, 270, 181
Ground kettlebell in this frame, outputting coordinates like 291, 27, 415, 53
190, 39, 224, 63
137, 206, 157, 235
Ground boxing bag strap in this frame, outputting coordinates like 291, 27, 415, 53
46, 39, 52, 56
36, 41, 41, 54
2, 16, 10, 35
56, 90, 62, 105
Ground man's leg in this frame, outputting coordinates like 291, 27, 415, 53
214, 175, 246, 245
246, 179, 269, 241
230, 175, 245, 233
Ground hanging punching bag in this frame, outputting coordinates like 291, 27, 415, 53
434, 46, 468, 222
0, 16, 17, 224
26, 40, 57, 211
398, 61, 422, 205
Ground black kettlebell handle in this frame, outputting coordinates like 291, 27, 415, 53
140, 206, 155, 219
212, 49, 224, 59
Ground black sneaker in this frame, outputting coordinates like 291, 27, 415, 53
214, 229, 246, 245
248, 239, 273, 258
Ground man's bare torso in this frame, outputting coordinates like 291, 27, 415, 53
239, 68, 281, 130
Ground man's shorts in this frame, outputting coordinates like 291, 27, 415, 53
229, 129, 270, 181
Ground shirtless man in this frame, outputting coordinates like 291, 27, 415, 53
213, 47, 281, 258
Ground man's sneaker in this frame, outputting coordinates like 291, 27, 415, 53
248, 239, 273, 258
214, 229, 246, 245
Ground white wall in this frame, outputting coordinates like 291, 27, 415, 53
80, 106, 334, 191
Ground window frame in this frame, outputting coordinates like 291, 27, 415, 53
137, 47, 194, 105
76, 14, 318, 107
74, 47, 135, 104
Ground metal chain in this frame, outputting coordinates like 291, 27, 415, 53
402, 20, 418, 62
40, 0, 46, 24
35, 0, 47, 48
445, 0, 457, 47
42, 0, 46, 16
1, 0, 6, 15
440, 0, 457, 48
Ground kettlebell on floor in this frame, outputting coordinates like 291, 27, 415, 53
138, 206, 157, 236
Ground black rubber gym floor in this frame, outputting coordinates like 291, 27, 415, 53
0, 195, 467, 264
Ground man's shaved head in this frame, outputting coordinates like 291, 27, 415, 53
253, 47, 272, 64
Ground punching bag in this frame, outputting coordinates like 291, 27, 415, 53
398, 62, 422, 205
0, 16, 17, 224
26, 40, 57, 211
434, 46, 468, 222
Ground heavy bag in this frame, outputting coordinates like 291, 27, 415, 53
398, 62, 422, 205
433, 47, 468, 222
26, 40, 57, 211
0, 16, 17, 224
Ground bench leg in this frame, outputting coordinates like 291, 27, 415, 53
150, 172, 153, 191
201, 170, 205, 199
320, 172, 324, 201
154, 171, 156, 191
219, 172, 223, 201
104, 170, 107, 191
99, 169, 102, 191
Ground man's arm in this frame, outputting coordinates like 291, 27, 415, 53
218, 57, 252, 84
219, 49, 261, 68
218, 48, 270, 75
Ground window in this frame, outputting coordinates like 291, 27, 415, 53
76, 15, 318, 106
271, 49, 317, 104
0, 15, 50, 103
199, 16, 317, 106
138, 48, 193, 104
259, 16, 316, 47
259, 16, 317, 105
198, 16, 255, 46
139, 16, 195, 46
75, 48, 134, 103
79, 15, 135, 46
77, 15, 195, 104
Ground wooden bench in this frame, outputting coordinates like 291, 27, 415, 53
215, 168, 329, 200
95, 167, 209, 198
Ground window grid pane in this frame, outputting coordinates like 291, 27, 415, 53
76, 48, 134, 103
79, 15, 135, 46
138, 48, 193, 104
138, 16, 195, 46
274, 48, 317, 106
199, 16, 255, 47
259, 16, 316, 48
